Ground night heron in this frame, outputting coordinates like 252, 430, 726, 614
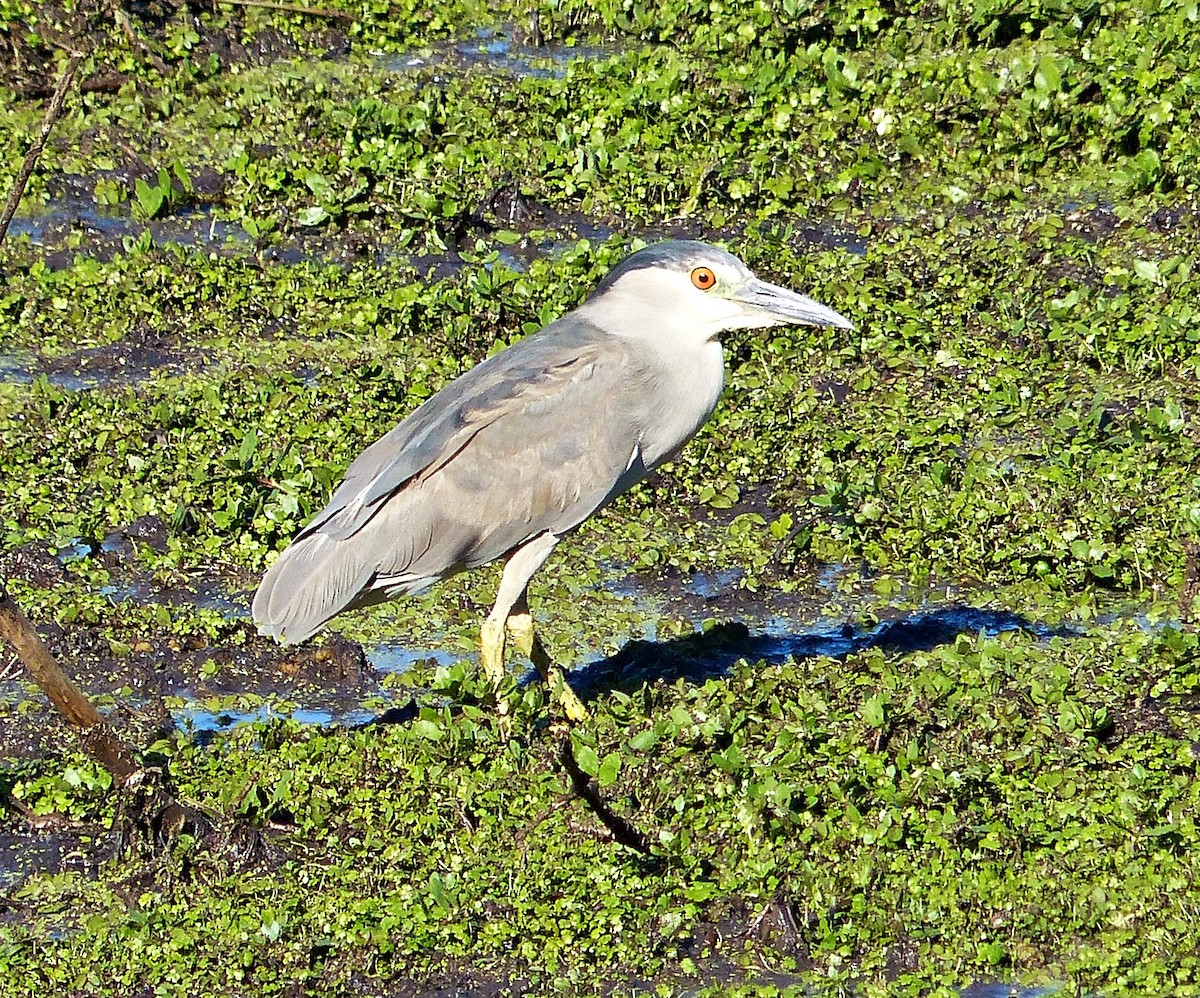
252, 241, 853, 720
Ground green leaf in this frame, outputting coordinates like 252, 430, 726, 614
1134, 259, 1160, 282
629, 728, 660, 752
412, 719, 443, 740
134, 178, 165, 219
597, 751, 621, 787
298, 206, 330, 226
574, 744, 600, 777
238, 429, 258, 467
1034, 55, 1062, 93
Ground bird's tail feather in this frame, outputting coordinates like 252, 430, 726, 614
252, 533, 377, 645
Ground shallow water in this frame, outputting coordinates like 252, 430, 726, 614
172, 702, 368, 735
5, 192, 243, 250
0, 350, 108, 391
367, 643, 460, 675
960, 984, 1065, 997
382, 26, 615, 81
144, 566, 1077, 734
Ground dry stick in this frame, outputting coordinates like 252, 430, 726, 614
212, 0, 354, 19
1182, 540, 1200, 624
0, 585, 140, 782
0, 53, 81, 246
0, 585, 200, 840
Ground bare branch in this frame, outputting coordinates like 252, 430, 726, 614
0, 53, 82, 245
0, 583, 139, 781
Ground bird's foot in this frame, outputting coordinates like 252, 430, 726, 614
553, 678, 589, 723
524, 626, 588, 723
486, 612, 588, 722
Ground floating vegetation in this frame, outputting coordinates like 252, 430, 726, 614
1, 0, 1199, 995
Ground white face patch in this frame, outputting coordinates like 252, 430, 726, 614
589, 267, 755, 344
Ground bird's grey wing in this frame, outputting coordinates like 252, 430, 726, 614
253, 329, 650, 644
298, 323, 612, 542
392, 342, 655, 574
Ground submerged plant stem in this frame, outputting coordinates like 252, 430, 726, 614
559, 732, 653, 854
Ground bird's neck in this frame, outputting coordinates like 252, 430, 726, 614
637, 338, 727, 469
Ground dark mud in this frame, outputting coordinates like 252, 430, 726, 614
0, 526, 376, 759
0, 828, 100, 901
0, 611, 376, 758
0, 333, 211, 391
3, 0, 349, 98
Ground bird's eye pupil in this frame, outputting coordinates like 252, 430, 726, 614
691, 267, 716, 290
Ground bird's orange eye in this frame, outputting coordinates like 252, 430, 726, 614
690, 267, 717, 291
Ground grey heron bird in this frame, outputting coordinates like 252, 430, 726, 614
252, 240, 853, 720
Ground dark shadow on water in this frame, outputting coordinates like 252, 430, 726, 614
367, 701, 421, 727
356, 605, 1075, 731
565, 605, 1075, 702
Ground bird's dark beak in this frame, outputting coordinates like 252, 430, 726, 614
734, 278, 855, 330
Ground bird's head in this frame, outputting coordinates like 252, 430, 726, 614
581, 240, 854, 342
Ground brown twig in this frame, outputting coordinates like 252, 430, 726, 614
109, 3, 170, 75
212, 0, 355, 19
0, 583, 205, 842
0, 53, 82, 246
1182, 540, 1200, 625
0, 583, 139, 782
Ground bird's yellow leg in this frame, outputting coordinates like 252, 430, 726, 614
479, 613, 508, 689
479, 614, 511, 720
507, 603, 588, 722
505, 610, 535, 659
531, 632, 589, 723
482, 535, 562, 717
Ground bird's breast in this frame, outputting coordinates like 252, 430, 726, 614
638, 339, 726, 468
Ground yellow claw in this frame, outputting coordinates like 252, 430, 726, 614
505, 612, 536, 659
527, 627, 589, 723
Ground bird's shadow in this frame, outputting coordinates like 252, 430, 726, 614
368, 604, 1077, 726
561, 604, 1077, 705
364, 604, 1075, 870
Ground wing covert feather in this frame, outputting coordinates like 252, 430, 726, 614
301, 320, 627, 542
407, 351, 656, 571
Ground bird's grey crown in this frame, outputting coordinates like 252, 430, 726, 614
585, 240, 744, 300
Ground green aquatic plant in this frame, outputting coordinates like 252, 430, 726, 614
2, 0, 1200, 993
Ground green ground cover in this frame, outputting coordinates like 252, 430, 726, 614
1, 0, 1199, 994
